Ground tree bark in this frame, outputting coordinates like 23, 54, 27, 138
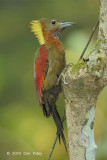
62, 0, 107, 160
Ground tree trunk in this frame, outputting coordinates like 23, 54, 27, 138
62, 0, 107, 160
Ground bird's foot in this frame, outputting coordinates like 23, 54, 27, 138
65, 62, 74, 68
61, 62, 74, 84
57, 63, 74, 85
61, 73, 68, 84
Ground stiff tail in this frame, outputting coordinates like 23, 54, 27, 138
49, 103, 67, 150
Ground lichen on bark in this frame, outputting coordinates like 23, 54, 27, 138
62, 0, 107, 159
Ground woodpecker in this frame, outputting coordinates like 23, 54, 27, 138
30, 18, 75, 149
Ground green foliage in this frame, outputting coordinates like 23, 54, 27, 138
70, 59, 86, 73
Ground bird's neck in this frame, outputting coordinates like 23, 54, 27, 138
43, 33, 64, 51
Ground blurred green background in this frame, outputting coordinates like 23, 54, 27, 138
0, 0, 107, 160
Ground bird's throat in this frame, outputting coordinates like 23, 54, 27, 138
44, 32, 64, 51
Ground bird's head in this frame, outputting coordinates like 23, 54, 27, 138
30, 18, 76, 45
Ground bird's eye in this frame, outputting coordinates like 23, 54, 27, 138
52, 20, 56, 24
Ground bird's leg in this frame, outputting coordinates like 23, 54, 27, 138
59, 63, 74, 85
56, 72, 68, 85
61, 72, 68, 84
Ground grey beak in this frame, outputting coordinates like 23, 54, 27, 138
60, 22, 76, 28
52, 21, 76, 38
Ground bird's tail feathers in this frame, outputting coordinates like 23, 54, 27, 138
49, 103, 67, 150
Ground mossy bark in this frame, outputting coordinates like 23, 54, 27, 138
62, 0, 107, 159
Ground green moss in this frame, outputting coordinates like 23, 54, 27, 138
95, 38, 106, 47
70, 59, 87, 74
94, 38, 107, 53
93, 57, 104, 71
94, 64, 100, 71
70, 57, 104, 74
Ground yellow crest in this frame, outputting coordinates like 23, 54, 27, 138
30, 20, 45, 45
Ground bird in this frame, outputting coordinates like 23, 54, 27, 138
30, 18, 76, 149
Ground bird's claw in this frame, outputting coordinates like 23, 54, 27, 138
61, 73, 68, 85
58, 63, 73, 85
65, 62, 74, 68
